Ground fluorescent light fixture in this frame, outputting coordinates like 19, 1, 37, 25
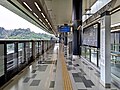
48, 22, 52, 28
39, 18, 42, 22
23, 2, 32, 11
41, 13, 45, 18
50, 25, 52, 27
111, 23, 120, 27
48, 23, 52, 28
42, 22, 47, 28
34, 2, 41, 11
111, 29, 120, 32
48, 22, 50, 25
33, 13, 38, 18
43, 22, 45, 25
45, 19, 48, 22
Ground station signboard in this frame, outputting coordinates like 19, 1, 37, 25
58, 26, 70, 32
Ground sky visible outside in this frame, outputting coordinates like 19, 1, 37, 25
0, 5, 48, 34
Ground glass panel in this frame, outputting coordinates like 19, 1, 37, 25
18, 43, 25, 64
114, 44, 120, 52
114, 33, 120, 52
7, 44, 14, 54
7, 43, 17, 71
86, 47, 90, 61
111, 55, 120, 79
91, 48, 97, 66
44, 42, 46, 51
111, 33, 115, 51
111, 44, 114, 51
29, 42, 32, 57
26, 42, 30, 61
111, 32, 120, 80
81, 46, 86, 58
35, 42, 38, 55
39, 42, 41, 53
0, 44, 4, 76
98, 50, 100, 67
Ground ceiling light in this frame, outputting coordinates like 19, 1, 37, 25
111, 29, 120, 32
43, 22, 45, 25
48, 22, 50, 25
49, 24, 52, 28
39, 18, 42, 22
23, 2, 32, 11
34, 2, 41, 11
41, 13, 45, 18
48, 22, 52, 27
111, 23, 120, 27
45, 19, 48, 22
33, 13, 38, 18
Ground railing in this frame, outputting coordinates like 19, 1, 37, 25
80, 45, 100, 67
0, 39, 55, 87
81, 44, 120, 84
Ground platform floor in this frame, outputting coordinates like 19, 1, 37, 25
0, 43, 119, 90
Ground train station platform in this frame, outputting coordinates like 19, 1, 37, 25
0, 43, 119, 90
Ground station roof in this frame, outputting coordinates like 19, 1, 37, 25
0, 0, 97, 35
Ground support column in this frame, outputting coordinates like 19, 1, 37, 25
100, 11, 111, 88
32, 41, 35, 60
73, 30, 79, 55
59, 34, 62, 43
42, 40, 44, 54
64, 32, 67, 46
72, 0, 82, 55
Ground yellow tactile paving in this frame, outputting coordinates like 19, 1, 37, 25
60, 45, 73, 90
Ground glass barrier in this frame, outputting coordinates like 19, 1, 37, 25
35, 42, 39, 55
111, 47, 120, 79
111, 44, 120, 52
7, 43, 17, 71
86, 47, 90, 61
38, 41, 42, 54
29, 42, 32, 57
81, 45, 100, 67
0, 40, 55, 87
81, 44, 120, 79
18, 43, 25, 65
0, 44, 4, 77
81, 46, 86, 58
91, 48, 97, 66
26, 42, 31, 62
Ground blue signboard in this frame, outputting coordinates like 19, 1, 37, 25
59, 26, 70, 32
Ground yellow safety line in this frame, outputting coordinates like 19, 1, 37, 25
60, 45, 73, 90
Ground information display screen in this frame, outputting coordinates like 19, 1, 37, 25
58, 26, 70, 32
82, 23, 100, 48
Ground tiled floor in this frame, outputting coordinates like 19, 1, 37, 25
64, 46, 120, 90
1, 44, 120, 90
1, 44, 60, 90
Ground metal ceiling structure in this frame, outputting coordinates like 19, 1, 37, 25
82, 0, 96, 14
0, 0, 97, 35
